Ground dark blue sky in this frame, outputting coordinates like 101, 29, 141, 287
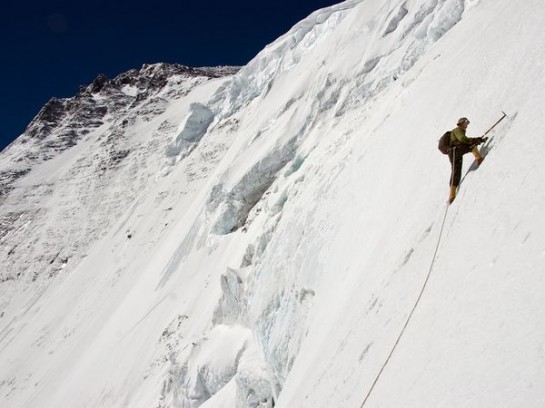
0, 0, 340, 151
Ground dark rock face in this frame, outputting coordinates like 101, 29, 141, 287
36, 98, 66, 129
82, 64, 241, 99
90, 73, 109, 93
0, 168, 31, 206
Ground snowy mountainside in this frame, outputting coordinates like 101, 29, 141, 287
2, 0, 545, 407
0, 63, 237, 282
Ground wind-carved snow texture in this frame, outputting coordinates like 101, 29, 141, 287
211, 269, 274, 408
334, 0, 467, 116
155, 137, 305, 406
157, 143, 301, 403
4, 0, 545, 408
383, 3, 409, 36
207, 139, 297, 235
207, 1, 355, 121
166, 103, 215, 160
156, 265, 274, 408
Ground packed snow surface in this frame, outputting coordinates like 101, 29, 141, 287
1, 0, 545, 407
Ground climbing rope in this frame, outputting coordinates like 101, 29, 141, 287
360, 112, 510, 406
360, 203, 450, 407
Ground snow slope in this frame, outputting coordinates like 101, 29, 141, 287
2, 0, 545, 407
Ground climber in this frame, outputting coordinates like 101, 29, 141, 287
448, 117, 486, 204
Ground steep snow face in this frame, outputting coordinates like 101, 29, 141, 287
2, 0, 545, 408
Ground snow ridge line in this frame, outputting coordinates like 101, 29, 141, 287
360, 203, 450, 407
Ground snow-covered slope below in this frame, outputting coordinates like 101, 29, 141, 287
2, 0, 545, 407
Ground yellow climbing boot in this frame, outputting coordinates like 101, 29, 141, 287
472, 146, 484, 166
448, 185, 457, 204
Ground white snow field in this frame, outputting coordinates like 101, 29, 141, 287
1, 0, 545, 407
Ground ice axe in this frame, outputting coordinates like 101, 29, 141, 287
482, 111, 509, 139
